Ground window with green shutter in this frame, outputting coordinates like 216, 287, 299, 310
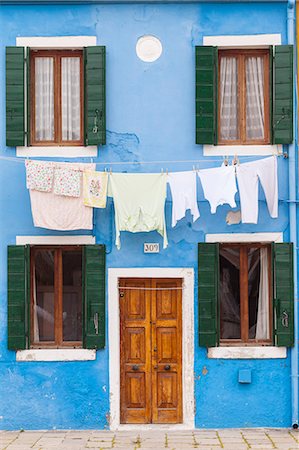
198, 242, 294, 348
195, 45, 293, 146
7, 244, 106, 350
5, 46, 106, 148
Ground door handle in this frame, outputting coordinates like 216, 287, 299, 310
132, 365, 139, 371
164, 365, 171, 371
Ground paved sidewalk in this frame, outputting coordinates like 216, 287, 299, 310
0, 429, 298, 450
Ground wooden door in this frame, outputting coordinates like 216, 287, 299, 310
119, 278, 182, 424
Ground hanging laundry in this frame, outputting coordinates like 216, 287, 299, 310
28, 162, 95, 230
198, 165, 237, 213
236, 156, 278, 224
168, 171, 200, 227
83, 171, 108, 208
53, 167, 81, 197
25, 160, 54, 192
109, 173, 168, 249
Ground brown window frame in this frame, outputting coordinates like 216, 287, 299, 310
219, 243, 272, 346
30, 245, 83, 349
30, 49, 84, 147
218, 49, 270, 146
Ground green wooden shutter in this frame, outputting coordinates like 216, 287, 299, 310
84, 46, 106, 146
272, 45, 293, 144
6, 47, 25, 147
198, 243, 219, 347
7, 245, 30, 350
195, 46, 217, 145
273, 243, 294, 346
83, 245, 106, 349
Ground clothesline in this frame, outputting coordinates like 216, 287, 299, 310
0, 153, 285, 168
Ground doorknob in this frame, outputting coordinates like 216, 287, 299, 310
132, 365, 139, 371
164, 365, 171, 371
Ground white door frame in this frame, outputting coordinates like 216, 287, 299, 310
108, 267, 195, 430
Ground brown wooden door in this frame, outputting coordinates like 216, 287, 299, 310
119, 278, 182, 424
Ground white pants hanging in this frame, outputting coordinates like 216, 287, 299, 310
236, 156, 278, 224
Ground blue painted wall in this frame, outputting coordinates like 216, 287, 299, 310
0, 1, 295, 429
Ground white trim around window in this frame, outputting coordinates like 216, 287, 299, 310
205, 231, 286, 359
203, 34, 281, 48
16, 36, 97, 158
108, 267, 195, 430
203, 33, 282, 157
16, 235, 95, 245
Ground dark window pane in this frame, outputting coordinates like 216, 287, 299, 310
62, 250, 82, 342
34, 250, 55, 342
220, 247, 241, 339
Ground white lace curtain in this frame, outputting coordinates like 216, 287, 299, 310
34, 56, 81, 142
61, 57, 81, 141
219, 55, 265, 141
219, 57, 238, 140
35, 57, 54, 141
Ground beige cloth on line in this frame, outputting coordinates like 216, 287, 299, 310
29, 162, 95, 231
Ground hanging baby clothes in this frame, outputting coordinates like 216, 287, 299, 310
53, 167, 81, 197
109, 173, 168, 249
83, 171, 108, 208
197, 165, 237, 213
25, 160, 54, 192
28, 162, 95, 230
168, 171, 200, 227
236, 156, 278, 224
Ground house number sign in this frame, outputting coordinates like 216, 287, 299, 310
144, 243, 160, 253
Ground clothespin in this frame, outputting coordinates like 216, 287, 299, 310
223, 156, 229, 166
166, 168, 169, 175
110, 167, 112, 174
232, 154, 239, 166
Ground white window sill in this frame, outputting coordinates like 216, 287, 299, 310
16, 146, 97, 158
203, 144, 282, 157
208, 346, 287, 359
16, 349, 96, 362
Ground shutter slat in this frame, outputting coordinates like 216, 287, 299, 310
7, 245, 29, 350
195, 46, 217, 145
198, 243, 219, 347
6, 47, 25, 147
273, 243, 294, 346
83, 245, 106, 349
84, 46, 106, 146
272, 45, 293, 144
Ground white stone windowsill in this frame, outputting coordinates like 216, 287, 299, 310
208, 346, 287, 359
16, 349, 96, 362
203, 144, 282, 157
16, 146, 97, 158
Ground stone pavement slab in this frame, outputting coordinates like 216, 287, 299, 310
0, 428, 299, 450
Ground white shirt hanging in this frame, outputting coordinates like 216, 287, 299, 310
198, 165, 237, 214
168, 171, 200, 227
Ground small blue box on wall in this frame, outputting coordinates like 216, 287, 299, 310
238, 369, 252, 384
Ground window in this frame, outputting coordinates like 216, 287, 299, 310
30, 50, 84, 146
6, 45, 106, 149
7, 245, 106, 350
198, 242, 294, 348
219, 243, 271, 344
218, 50, 270, 145
31, 247, 83, 347
195, 45, 293, 146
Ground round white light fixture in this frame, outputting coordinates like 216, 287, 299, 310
136, 35, 162, 62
